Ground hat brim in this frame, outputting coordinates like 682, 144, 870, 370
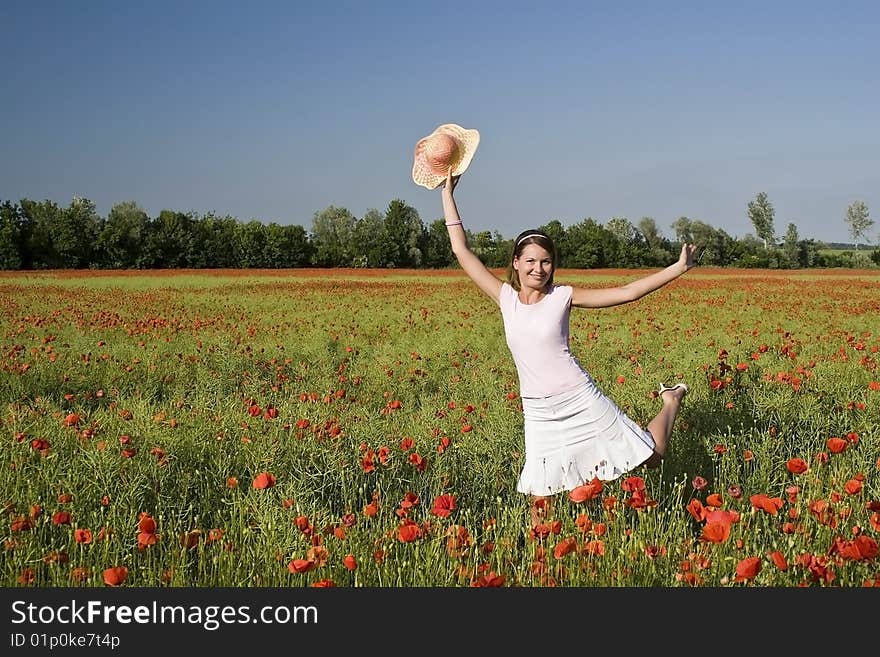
412, 124, 480, 190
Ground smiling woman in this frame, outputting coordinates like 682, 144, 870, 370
437, 163, 697, 531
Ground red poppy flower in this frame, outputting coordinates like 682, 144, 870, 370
786, 458, 808, 474
621, 476, 645, 492
705, 493, 723, 508
553, 537, 578, 559
11, 516, 34, 532
837, 536, 878, 561
575, 514, 592, 533
750, 493, 784, 515
471, 572, 506, 587
686, 499, 706, 522
430, 494, 456, 518
74, 528, 93, 544
701, 522, 731, 543
827, 437, 848, 454
137, 514, 156, 534
768, 550, 788, 571
18, 568, 36, 585
734, 557, 761, 582
691, 476, 708, 491
844, 479, 862, 495
137, 532, 158, 549
62, 413, 81, 427
252, 472, 276, 489
343, 554, 357, 571
397, 521, 422, 543
569, 477, 603, 503
52, 511, 72, 525
288, 559, 315, 574
445, 525, 471, 558
103, 566, 128, 586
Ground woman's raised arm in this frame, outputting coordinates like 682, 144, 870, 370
570, 242, 697, 308
442, 170, 503, 305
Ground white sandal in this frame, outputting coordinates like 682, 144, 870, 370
658, 382, 689, 398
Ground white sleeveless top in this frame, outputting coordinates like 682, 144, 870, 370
499, 282, 592, 398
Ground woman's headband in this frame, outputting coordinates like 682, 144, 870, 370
516, 232, 545, 246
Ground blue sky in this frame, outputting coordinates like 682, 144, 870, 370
1, 0, 877, 244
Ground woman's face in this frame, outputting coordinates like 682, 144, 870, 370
513, 243, 553, 291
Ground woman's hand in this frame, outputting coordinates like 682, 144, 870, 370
441, 168, 461, 195
679, 243, 698, 270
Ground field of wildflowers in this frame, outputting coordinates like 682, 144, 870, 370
1, 267, 878, 587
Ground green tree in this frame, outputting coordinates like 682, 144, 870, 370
565, 218, 610, 269
141, 210, 194, 268
747, 192, 776, 249
481, 230, 511, 267
605, 217, 647, 267
311, 205, 356, 267
96, 201, 149, 269
235, 220, 268, 268
278, 223, 313, 267
421, 219, 455, 268
671, 216, 693, 244
0, 201, 22, 270
732, 234, 771, 268
470, 230, 496, 266
353, 209, 394, 267
844, 200, 873, 250
781, 223, 800, 268
383, 199, 424, 268
196, 213, 239, 267
19, 199, 62, 269
689, 220, 737, 267
60, 197, 101, 268
538, 219, 568, 265
637, 216, 673, 266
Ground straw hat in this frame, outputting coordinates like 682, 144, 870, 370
411, 123, 480, 189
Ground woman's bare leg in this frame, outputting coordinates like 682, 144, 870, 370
644, 385, 687, 468
530, 495, 553, 528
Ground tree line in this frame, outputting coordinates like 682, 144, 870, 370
0, 193, 875, 271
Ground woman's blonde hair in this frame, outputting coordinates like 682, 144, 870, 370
505, 230, 557, 291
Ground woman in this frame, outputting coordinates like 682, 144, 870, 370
440, 169, 696, 528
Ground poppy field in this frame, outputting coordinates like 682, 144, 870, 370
1, 267, 879, 587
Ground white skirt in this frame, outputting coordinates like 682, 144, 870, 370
516, 380, 656, 496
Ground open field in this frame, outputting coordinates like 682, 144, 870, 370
1, 267, 879, 586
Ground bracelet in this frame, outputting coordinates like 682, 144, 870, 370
445, 221, 463, 227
